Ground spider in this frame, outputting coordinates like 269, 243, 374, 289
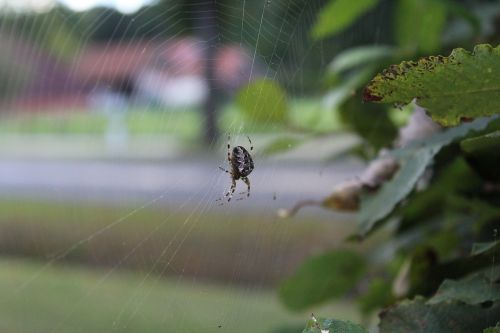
218, 135, 254, 203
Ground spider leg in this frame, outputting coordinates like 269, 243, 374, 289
217, 135, 236, 205
246, 136, 253, 151
236, 177, 251, 201
242, 177, 251, 198
215, 172, 236, 202
226, 178, 237, 202
216, 177, 237, 204
227, 135, 232, 163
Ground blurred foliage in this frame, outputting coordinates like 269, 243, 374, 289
302, 316, 368, 333
328, 45, 396, 73
428, 273, 500, 305
359, 146, 436, 234
359, 117, 492, 235
0, 51, 32, 99
357, 278, 394, 316
483, 324, 500, 333
472, 240, 500, 256
379, 297, 500, 333
395, 0, 447, 53
236, 79, 288, 124
0, 8, 82, 99
0, 8, 81, 60
261, 136, 304, 156
339, 92, 397, 151
311, 0, 378, 40
252, 0, 500, 331
279, 250, 366, 311
461, 130, 500, 181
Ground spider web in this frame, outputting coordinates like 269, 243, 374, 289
0, 1, 369, 332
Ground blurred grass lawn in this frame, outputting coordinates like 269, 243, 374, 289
0, 99, 343, 140
0, 257, 357, 333
0, 198, 360, 333
0, 200, 357, 285
0, 98, 363, 331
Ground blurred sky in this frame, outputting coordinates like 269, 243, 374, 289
0, 0, 155, 14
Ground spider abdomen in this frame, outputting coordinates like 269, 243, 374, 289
231, 146, 254, 178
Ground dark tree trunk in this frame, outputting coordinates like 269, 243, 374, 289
197, 0, 219, 146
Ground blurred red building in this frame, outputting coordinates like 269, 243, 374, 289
3, 36, 254, 111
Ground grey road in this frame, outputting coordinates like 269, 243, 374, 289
0, 158, 363, 212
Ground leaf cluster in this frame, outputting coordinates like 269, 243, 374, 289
277, 6, 500, 328
231, 2, 500, 330
308, 0, 496, 155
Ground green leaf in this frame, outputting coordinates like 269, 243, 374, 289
329, 45, 396, 73
261, 136, 304, 156
397, 158, 482, 232
461, 130, 500, 181
439, 0, 480, 34
472, 240, 500, 256
358, 117, 493, 235
429, 274, 500, 305
311, 0, 379, 40
395, 0, 447, 53
303, 317, 368, 333
405, 239, 500, 298
358, 278, 393, 315
484, 326, 500, 333
339, 92, 397, 150
324, 67, 375, 110
359, 148, 436, 235
461, 130, 500, 153
279, 250, 366, 311
236, 79, 287, 123
379, 297, 500, 333
363, 44, 500, 126
448, 197, 500, 231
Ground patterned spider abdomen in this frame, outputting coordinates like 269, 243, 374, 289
231, 146, 254, 178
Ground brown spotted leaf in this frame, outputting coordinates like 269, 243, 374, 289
363, 44, 500, 126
